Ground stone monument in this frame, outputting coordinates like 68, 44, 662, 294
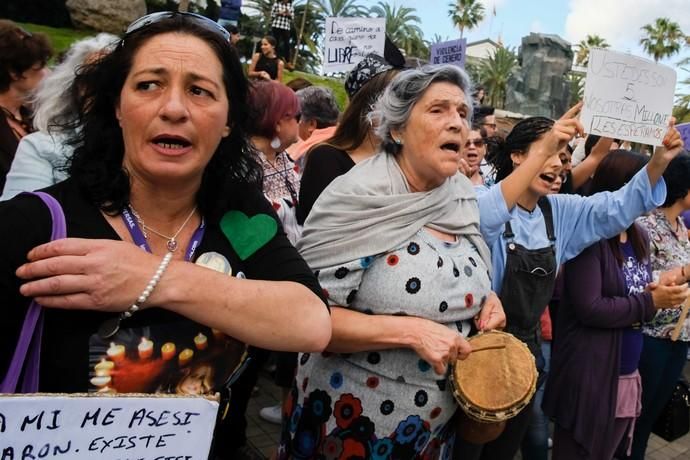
505, 33, 574, 119
66, 0, 147, 34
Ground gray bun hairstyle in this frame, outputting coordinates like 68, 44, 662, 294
372, 64, 474, 155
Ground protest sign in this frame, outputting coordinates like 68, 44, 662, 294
581, 48, 677, 146
429, 38, 467, 68
677, 122, 690, 150
0, 394, 218, 460
323, 17, 385, 73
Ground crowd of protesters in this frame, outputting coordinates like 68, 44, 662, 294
1, 12, 689, 460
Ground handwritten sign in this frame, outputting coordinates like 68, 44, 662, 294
429, 38, 467, 68
678, 122, 690, 150
323, 17, 386, 73
0, 394, 218, 460
581, 48, 677, 146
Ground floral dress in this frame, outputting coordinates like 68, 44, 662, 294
279, 230, 492, 459
637, 209, 690, 340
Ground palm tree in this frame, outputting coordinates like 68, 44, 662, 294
479, 46, 517, 108
244, 0, 274, 30
369, 1, 425, 57
575, 34, 609, 67
316, 0, 367, 17
292, 0, 324, 71
639, 17, 685, 62
448, 0, 485, 40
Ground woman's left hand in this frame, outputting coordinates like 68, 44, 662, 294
647, 117, 684, 185
474, 291, 506, 331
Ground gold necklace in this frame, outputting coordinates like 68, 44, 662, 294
129, 205, 197, 252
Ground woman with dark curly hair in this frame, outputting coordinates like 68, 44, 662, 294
0, 11, 331, 446
0, 19, 52, 190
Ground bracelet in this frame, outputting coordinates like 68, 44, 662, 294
122, 252, 174, 318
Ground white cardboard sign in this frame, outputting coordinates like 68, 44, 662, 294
323, 17, 386, 73
0, 394, 218, 460
581, 48, 677, 146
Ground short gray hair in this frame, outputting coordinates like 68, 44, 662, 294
295, 86, 340, 128
373, 64, 474, 155
32, 33, 118, 133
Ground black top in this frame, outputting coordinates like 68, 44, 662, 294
296, 144, 356, 224
0, 178, 325, 393
254, 54, 280, 80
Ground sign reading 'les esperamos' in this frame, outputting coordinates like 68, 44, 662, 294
581, 48, 677, 146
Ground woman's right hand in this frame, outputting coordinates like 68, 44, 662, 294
532, 102, 584, 157
16, 238, 161, 312
648, 281, 690, 309
409, 317, 472, 375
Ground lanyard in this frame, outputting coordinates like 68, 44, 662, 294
120, 207, 206, 261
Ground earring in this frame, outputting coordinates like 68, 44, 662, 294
393, 138, 403, 146
270, 136, 281, 149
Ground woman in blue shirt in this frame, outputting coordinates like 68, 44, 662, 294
455, 113, 684, 460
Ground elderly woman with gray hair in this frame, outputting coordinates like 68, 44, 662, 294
278, 65, 509, 459
286, 85, 339, 169
1, 33, 118, 200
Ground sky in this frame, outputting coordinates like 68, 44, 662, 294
355, 0, 690, 95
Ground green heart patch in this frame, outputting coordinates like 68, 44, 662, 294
220, 210, 278, 260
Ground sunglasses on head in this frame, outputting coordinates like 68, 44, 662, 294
124, 11, 231, 43
464, 138, 485, 148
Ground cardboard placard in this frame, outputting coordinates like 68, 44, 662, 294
429, 38, 467, 68
323, 17, 386, 73
0, 394, 218, 460
677, 122, 690, 150
581, 48, 677, 146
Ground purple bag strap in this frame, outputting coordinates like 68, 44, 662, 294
0, 191, 66, 393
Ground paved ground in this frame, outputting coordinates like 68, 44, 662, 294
244, 365, 690, 459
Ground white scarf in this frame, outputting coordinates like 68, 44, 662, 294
297, 152, 492, 272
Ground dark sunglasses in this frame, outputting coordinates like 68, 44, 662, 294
124, 11, 231, 43
464, 138, 485, 148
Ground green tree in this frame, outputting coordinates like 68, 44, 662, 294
243, 0, 274, 31
369, 1, 426, 58
674, 56, 690, 123
479, 46, 517, 108
291, 0, 324, 72
575, 34, 609, 67
316, 0, 367, 17
565, 71, 585, 106
640, 17, 685, 62
448, 0, 485, 40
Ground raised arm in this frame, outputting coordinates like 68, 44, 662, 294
498, 102, 584, 210
646, 117, 684, 186
570, 136, 613, 190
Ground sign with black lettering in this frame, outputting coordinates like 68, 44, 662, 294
429, 38, 467, 68
581, 48, 677, 146
0, 394, 218, 459
323, 17, 386, 73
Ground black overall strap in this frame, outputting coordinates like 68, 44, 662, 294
503, 197, 557, 243
537, 196, 556, 243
